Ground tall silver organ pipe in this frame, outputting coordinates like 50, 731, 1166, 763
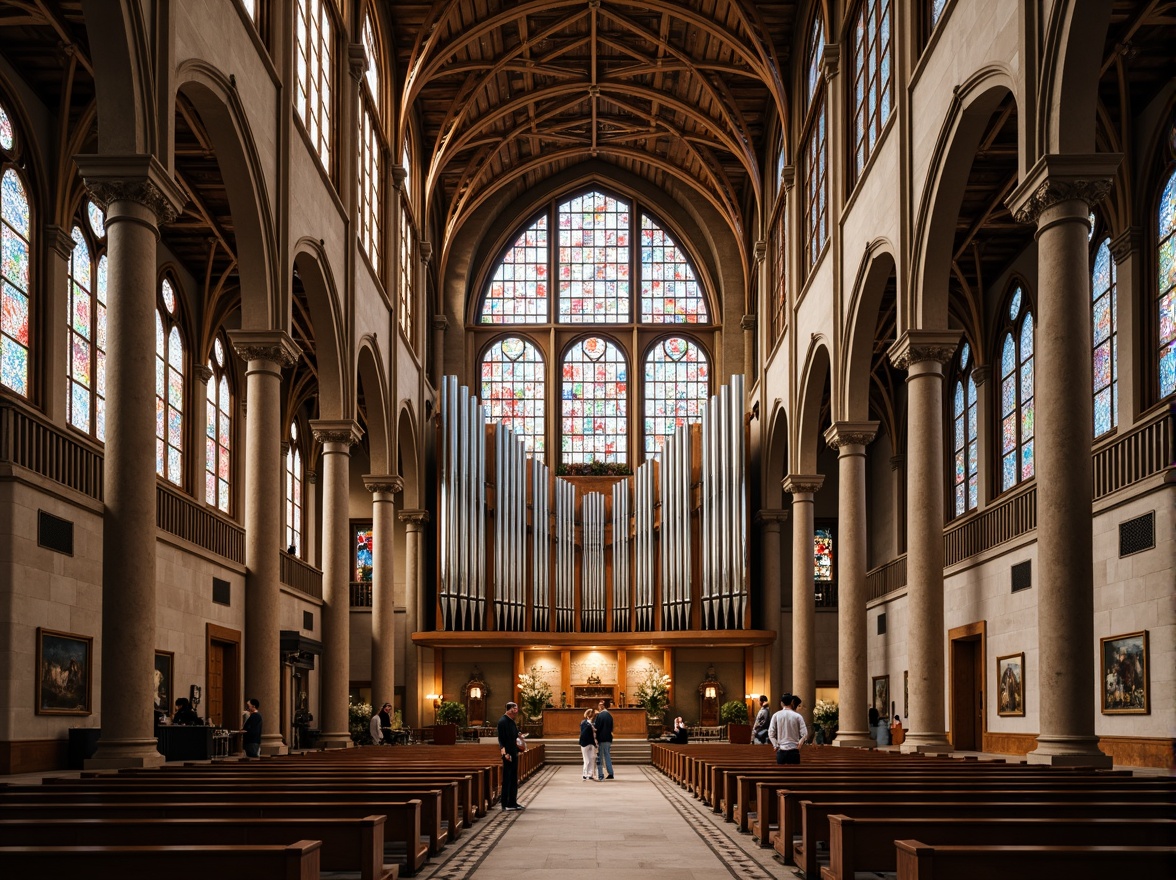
634, 459, 655, 631
611, 479, 630, 631
532, 457, 550, 631
439, 377, 488, 630
659, 424, 692, 630
581, 492, 606, 632
700, 375, 747, 628
494, 425, 528, 631
555, 477, 576, 632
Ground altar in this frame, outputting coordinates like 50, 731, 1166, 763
541, 707, 650, 738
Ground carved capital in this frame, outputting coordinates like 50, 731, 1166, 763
821, 44, 840, 80
1006, 153, 1122, 225
779, 164, 796, 191
73, 154, 187, 225
46, 225, 76, 258
824, 420, 879, 449
419, 240, 433, 266
310, 419, 363, 448
391, 165, 408, 190
1109, 226, 1142, 262
228, 330, 301, 368
365, 473, 404, 497
306, 470, 318, 485
741, 314, 756, 331
754, 508, 789, 527
433, 314, 450, 332
888, 330, 960, 371
194, 364, 213, 385
347, 43, 368, 83
754, 239, 768, 264
782, 473, 824, 495
971, 364, 992, 386
399, 509, 430, 527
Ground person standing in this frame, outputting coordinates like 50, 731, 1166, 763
579, 708, 598, 779
377, 702, 393, 743
767, 693, 807, 764
369, 711, 384, 745
497, 701, 526, 810
594, 699, 614, 780
172, 697, 200, 726
242, 698, 262, 758
752, 695, 771, 744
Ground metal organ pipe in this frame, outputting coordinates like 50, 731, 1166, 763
555, 477, 575, 632
634, 460, 654, 631
611, 479, 630, 631
582, 492, 605, 632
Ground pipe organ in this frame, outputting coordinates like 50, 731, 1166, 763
435, 375, 749, 633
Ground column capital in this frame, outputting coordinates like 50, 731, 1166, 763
306, 470, 318, 485
889, 454, 904, 471
364, 474, 404, 496
888, 329, 960, 371
741, 314, 756, 331
347, 43, 368, 83
821, 44, 840, 80
45, 224, 76, 257
433, 314, 450, 331
754, 508, 789, 527
753, 239, 768, 264
824, 420, 879, 449
783, 473, 824, 495
399, 509, 430, 528
779, 164, 796, 191
972, 364, 992, 386
420, 240, 433, 265
310, 419, 363, 447
1006, 153, 1122, 225
73, 154, 187, 225
194, 364, 213, 385
1109, 226, 1142, 261
391, 165, 408, 190
229, 330, 301, 368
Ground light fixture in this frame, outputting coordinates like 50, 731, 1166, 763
704, 685, 717, 699
469, 686, 482, 700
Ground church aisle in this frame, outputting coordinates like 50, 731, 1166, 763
418, 763, 783, 880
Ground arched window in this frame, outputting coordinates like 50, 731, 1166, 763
802, 13, 828, 272
66, 210, 108, 440
358, 12, 381, 271
481, 336, 545, 458
205, 335, 232, 512
640, 215, 707, 322
852, 0, 893, 180
295, 0, 333, 168
0, 100, 31, 398
1158, 168, 1176, 398
998, 286, 1034, 492
399, 197, 414, 344
558, 191, 630, 323
561, 337, 627, 464
480, 215, 548, 323
951, 341, 978, 516
644, 337, 708, 455
1092, 237, 1118, 436
285, 422, 303, 555
156, 277, 185, 485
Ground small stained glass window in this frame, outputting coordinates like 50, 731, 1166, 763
558, 191, 630, 323
67, 225, 106, 440
286, 425, 303, 556
0, 101, 13, 152
561, 336, 628, 464
362, 14, 379, 102
354, 524, 373, 582
205, 335, 232, 513
644, 337, 708, 454
0, 166, 31, 396
930, 0, 946, 30
852, 0, 894, 180
156, 279, 184, 485
814, 527, 834, 582
1092, 238, 1117, 437
1157, 168, 1176, 398
951, 340, 978, 517
87, 200, 105, 238
481, 336, 546, 459
295, 0, 333, 169
640, 215, 707, 323
999, 286, 1034, 492
481, 215, 548, 323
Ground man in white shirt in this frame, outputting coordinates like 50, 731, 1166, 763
767, 693, 808, 764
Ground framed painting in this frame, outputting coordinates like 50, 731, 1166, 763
996, 652, 1025, 716
154, 650, 174, 718
36, 627, 93, 715
872, 675, 890, 718
1101, 631, 1149, 714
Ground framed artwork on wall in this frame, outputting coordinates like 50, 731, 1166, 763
996, 652, 1025, 716
154, 650, 174, 718
872, 675, 889, 718
1101, 631, 1149, 714
36, 627, 93, 715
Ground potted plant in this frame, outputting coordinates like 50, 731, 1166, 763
348, 700, 374, 746
634, 665, 672, 739
433, 699, 466, 745
720, 699, 751, 744
517, 665, 553, 737
813, 699, 838, 744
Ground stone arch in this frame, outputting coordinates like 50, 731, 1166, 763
1038, 0, 1114, 155
356, 336, 390, 474
175, 62, 278, 330
841, 239, 897, 421
910, 67, 1018, 333
397, 404, 420, 508
82, 0, 153, 154
764, 405, 790, 508
292, 242, 346, 419
793, 336, 831, 474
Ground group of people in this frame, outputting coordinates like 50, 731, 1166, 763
752, 693, 811, 764
577, 700, 617, 781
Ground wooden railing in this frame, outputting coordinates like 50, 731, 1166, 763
350, 581, 372, 607
280, 552, 323, 600
866, 554, 907, 602
0, 400, 103, 499
156, 482, 245, 563
1093, 405, 1174, 499
943, 484, 1037, 567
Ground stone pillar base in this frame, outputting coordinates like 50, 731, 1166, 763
900, 733, 953, 754
832, 732, 876, 749
260, 735, 289, 756
85, 738, 166, 769
316, 732, 355, 750
1026, 735, 1112, 768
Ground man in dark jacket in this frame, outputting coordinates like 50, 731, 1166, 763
594, 700, 614, 780
241, 697, 262, 758
496, 701, 525, 810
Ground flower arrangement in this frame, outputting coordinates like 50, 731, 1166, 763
813, 699, 839, 730
634, 665, 672, 720
436, 699, 467, 727
719, 700, 749, 725
348, 699, 374, 745
517, 665, 554, 721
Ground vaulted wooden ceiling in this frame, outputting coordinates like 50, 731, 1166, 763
388, 0, 798, 258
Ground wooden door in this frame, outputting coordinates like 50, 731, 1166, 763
950, 636, 983, 750
208, 642, 224, 728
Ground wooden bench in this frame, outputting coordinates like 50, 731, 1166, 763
0, 839, 321, 880
894, 839, 1176, 880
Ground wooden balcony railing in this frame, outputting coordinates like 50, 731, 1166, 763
866, 554, 907, 602
943, 484, 1037, 567
156, 482, 245, 564
1092, 405, 1174, 500
0, 400, 103, 499
281, 552, 323, 601
350, 582, 373, 607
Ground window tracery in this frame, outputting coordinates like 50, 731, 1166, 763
156, 277, 185, 485
951, 341, 978, 516
67, 218, 108, 441
295, 0, 333, 169
206, 335, 232, 512
0, 100, 31, 398
802, 15, 828, 272
998, 286, 1034, 492
481, 336, 546, 458
1092, 237, 1118, 436
286, 421, 304, 556
852, 0, 893, 180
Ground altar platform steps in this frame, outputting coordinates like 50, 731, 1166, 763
536, 738, 652, 765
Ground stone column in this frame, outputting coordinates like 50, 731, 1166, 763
312, 420, 363, 749
1009, 154, 1119, 767
741, 313, 757, 384
824, 422, 879, 748
365, 474, 403, 713
231, 330, 300, 756
305, 470, 318, 568
400, 509, 430, 726
888, 330, 958, 753
433, 315, 449, 386
75, 156, 185, 768
783, 474, 823, 726
755, 509, 788, 704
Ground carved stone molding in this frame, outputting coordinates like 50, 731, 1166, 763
888, 330, 960, 371
306, 470, 318, 485
972, 365, 992, 386
433, 315, 450, 332
364, 474, 404, 496
754, 239, 768, 264
782, 473, 824, 495
420, 240, 433, 266
73, 154, 187, 225
1109, 226, 1142, 262
310, 419, 363, 448
194, 364, 213, 385
1006, 153, 1122, 225
228, 330, 301, 368
754, 508, 789, 527
399, 509, 430, 527
45, 225, 76, 258
889, 455, 904, 471
779, 164, 796, 191
821, 44, 840, 80
347, 43, 367, 83
741, 314, 756, 331
824, 420, 879, 449
391, 165, 408, 191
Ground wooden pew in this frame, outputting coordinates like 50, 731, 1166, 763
822, 814, 1176, 880
0, 839, 322, 880
894, 839, 1176, 880
0, 816, 397, 880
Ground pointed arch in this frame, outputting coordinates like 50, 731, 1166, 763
841, 239, 897, 421
292, 241, 346, 419
794, 336, 832, 474
357, 335, 391, 474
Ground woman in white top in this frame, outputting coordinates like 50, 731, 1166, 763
369, 712, 384, 745
579, 708, 598, 779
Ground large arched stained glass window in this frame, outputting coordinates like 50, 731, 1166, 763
286, 422, 303, 556
295, 0, 333, 168
951, 341, 978, 516
999, 287, 1034, 492
644, 337, 708, 454
206, 336, 232, 512
481, 336, 546, 458
1, 107, 32, 397
156, 278, 185, 485
481, 215, 548, 323
1158, 168, 1176, 398
852, 0, 893, 180
558, 192, 630, 323
357, 13, 381, 272
640, 215, 707, 322
1092, 237, 1118, 436
561, 337, 627, 464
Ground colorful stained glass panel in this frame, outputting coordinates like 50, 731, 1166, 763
644, 336, 708, 453
639, 215, 707, 323
2, 169, 28, 237
561, 336, 627, 463
0, 102, 12, 151
558, 192, 630, 323
481, 336, 546, 458
482, 215, 548, 323
354, 526, 373, 582
814, 527, 833, 582
87, 200, 105, 238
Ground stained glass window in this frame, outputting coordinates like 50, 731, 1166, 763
814, 527, 834, 581
295, 0, 333, 169
639, 215, 707, 323
399, 206, 415, 346
930, 0, 946, 30
1092, 238, 1118, 437
0, 101, 12, 151
999, 288, 1034, 492
481, 336, 545, 458
806, 15, 823, 110
481, 215, 548, 323
802, 16, 827, 272
561, 336, 627, 464
558, 191, 630, 322
156, 278, 184, 485
286, 422, 303, 555
852, 0, 893, 180
354, 524, 373, 582
951, 342, 978, 516
0, 166, 30, 397
1158, 168, 1176, 398
87, 200, 105, 238
362, 14, 379, 102
358, 105, 380, 271
67, 225, 107, 440
206, 336, 232, 512
644, 337, 708, 454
